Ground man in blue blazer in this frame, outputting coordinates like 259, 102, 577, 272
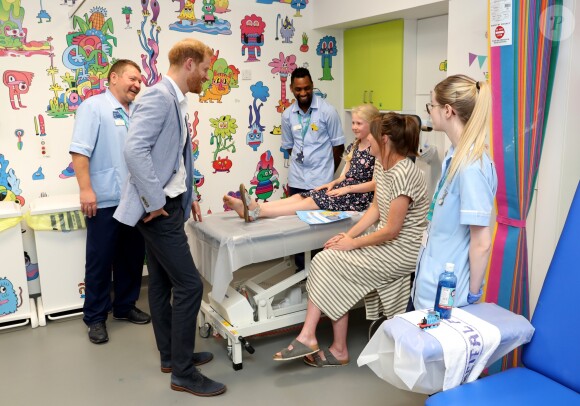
114, 38, 226, 397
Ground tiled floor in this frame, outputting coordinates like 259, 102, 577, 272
1, 266, 426, 406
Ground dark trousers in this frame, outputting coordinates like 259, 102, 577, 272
83, 206, 145, 326
288, 186, 321, 271
136, 196, 203, 378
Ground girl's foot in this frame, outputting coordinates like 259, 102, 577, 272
223, 195, 245, 219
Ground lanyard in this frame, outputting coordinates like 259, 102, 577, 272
426, 157, 451, 221
298, 110, 311, 141
115, 108, 130, 129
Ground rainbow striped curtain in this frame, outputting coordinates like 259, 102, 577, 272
485, 0, 562, 371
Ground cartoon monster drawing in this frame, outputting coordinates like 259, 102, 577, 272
24, 252, 39, 282
249, 151, 279, 202
177, 0, 196, 25
3, 70, 34, 110
202, 0, 217, 25
199, 50, 239, 103
209, 114, 237, 163
291, 0, 308, 17
278, 15, 295, 43
316, 35, 337, 81
270, 125, 282, 135
240, 14, 266, 62
0, 0, 52, 57
212, 156, 233, 173
246, 81, 269, 151
214, 0, 230, 13
138, 0, 162, 87
0, 154, 25, 205
0, 277, 22, 316
268, 52, 297, 113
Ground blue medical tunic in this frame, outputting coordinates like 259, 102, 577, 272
412, 146, 497, 310
281, 94, 345, 190
69, 90, 134, 209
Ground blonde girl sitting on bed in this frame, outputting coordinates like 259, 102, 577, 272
224, 104, 380, 222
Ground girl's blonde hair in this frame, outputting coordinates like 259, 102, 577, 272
433, 74, 491, 181
345, 104, 380, 162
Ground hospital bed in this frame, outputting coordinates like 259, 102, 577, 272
186, 210, 362, 370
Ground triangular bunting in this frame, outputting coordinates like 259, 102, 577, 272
468, 52, 477, 66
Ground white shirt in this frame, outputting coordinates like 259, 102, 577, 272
163, 76, 188, 198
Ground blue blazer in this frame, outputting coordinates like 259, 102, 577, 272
114, 78, 194, 226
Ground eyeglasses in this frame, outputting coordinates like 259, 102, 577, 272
425, 103, 443, 114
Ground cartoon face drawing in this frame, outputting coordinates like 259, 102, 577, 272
0, 278, 19, 316
3, 70, 34, 110
246, 124, 263, 151
212, 156, 232, 173
240, 14, 266, 62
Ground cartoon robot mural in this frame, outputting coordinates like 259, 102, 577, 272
316, 35, 337, 81
138, 0, 162, 87
0, 277, 22, 317
240, 14, 266, 62
49, 7, 118, 117
209, 115, 237, 171
199, 50, 239, 103
0, 154, 24, 205
3, 70, 34, 110
249, 150, 279, 202
37, 0, 51, 23
169, 0, 232, 35
187, 111, 205, 201
246, 81, 270, 151
268, 52, 297, 113
275, 14, 295, 43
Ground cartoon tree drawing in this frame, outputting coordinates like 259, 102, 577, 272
268, 52, 297, 113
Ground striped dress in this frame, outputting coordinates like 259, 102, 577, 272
306, 158, 428, 320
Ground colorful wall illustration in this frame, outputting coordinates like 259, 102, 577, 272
0, 0, 52, 57
269, 52, 297, 113
137, 0, 162, 86
316, 35, 337, 81
48, 7, 118, 117
0, 0, 342, 228
199, 50, 239, 103
249, 150, 279, 202
0, 277, 22, 316
169, 0, 232, 35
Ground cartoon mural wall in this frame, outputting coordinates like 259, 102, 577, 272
0, 0, 344, 306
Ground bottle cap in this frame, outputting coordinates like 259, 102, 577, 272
445, 262, 455, 272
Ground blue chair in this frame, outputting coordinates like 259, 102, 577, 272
426, 182, 580, 405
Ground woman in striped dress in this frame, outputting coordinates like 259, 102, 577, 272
273, 112, 428, 366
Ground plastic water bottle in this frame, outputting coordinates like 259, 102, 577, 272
434, 262, 457, 319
